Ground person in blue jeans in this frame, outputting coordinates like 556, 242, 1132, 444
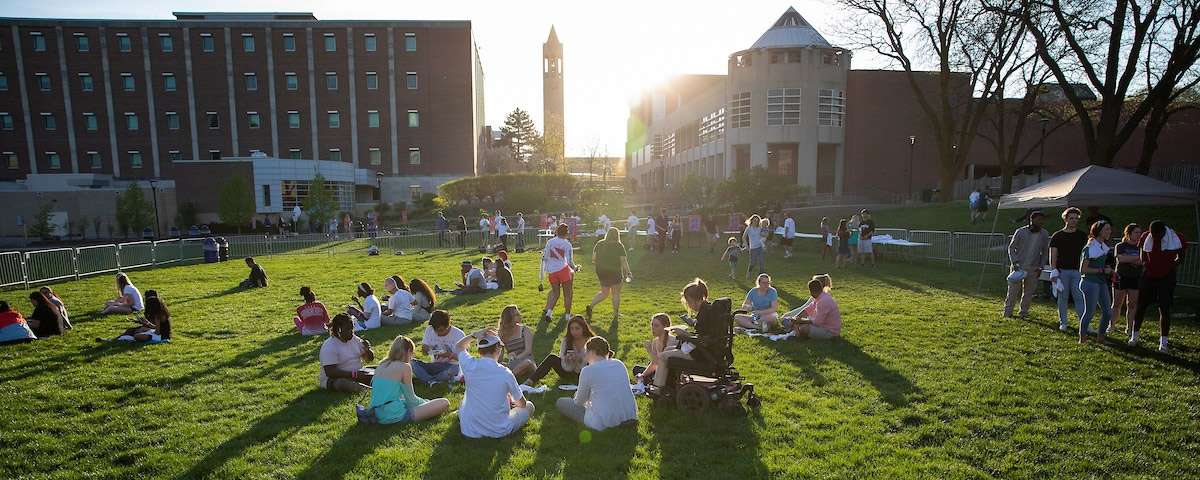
1078, 221, 1114, 344
1049, 207, 1087, 332
412, 310, 467, 386
741, 214, 766, 279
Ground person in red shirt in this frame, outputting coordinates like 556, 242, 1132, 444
0, 300, 37, 345
1130, 220, 1187, 352
294, 286, 331, 336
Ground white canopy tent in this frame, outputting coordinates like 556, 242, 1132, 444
978, 165, 1199, 291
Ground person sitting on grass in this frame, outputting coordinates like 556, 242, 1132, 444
346, 282, 382, 331
0, 301, 37, 346
412, 310, 466, 387
240, 257, 268, 288
294, 286, 331, 336
632, 313, 676, 384
38, 286, 71, 330
100, 273, 143, 315
557, 336, 638, 431
408, 278, 436, 324
734, 274, 779, 332
27, 291, 65, 338
480, 258, 513, 290
498, 305, 536, 379
791, 279, 842, 340
455, 327, 535, 439
497, 250, 512, 269
368, 335, 452, 424
96, 296, 172, 343
523, 315, 594, 386
435, 261, 487, 295
381, 275, 415, 326
318, 313, 375, 393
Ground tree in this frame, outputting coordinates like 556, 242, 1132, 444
679, 174, 720, 210
176, 201, 199, 229
92, 217, 102, 239
718, 167, 803, 214
988, 0, 1200, 169
217, 174, 256, 234
303, 172, 338, 233
30, 202, 54, 240
482, 146, 513, 174
116, 182, 154, 237
499, 109, 539, 170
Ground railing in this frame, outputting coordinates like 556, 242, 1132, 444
0, 252, 26, 289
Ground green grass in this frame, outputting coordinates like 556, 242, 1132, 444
2, 241, 1198, 479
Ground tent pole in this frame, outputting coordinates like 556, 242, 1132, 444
1194, 202, 1199, 241
977, 203, 1004, 293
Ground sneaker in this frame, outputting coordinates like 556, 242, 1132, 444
1127, 336, 1138, 347
586, 304, 594, 322
1106, 324, 1115, 334
734, 327, 748, 334
1001, 312, 1013, 318
1159, 339, 1169, 353
542, 312, 552, 323
428, 379, 441, 388
562, 313, 570, 323
434, 284, 447, 294
729, 273, 735, 280
1059, 323, 1069, 332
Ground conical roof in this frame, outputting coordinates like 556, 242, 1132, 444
750, 7, 832, 49
546, 25, 560, 44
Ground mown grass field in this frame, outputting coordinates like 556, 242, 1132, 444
1, 236, 1198, 479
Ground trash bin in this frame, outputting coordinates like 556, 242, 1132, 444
142, 227, 154, 240
189, 225, 200, 237
203, 237, 219, 263
199, 224, 212, 236
169, 226, 180, 238
217, 237, 230, 262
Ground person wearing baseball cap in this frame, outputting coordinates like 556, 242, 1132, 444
454, 326, 535, 438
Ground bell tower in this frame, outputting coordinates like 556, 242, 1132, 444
543, 26, 565, 159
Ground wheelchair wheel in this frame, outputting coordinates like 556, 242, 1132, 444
676, 384, 710, 413
746, 393, 761, 408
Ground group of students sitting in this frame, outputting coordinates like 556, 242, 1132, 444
731, 273, 842, 340
293, 275, 438, 335
434, 253, 514, 295
1, 273, 175, 347
0, 286, 72, 345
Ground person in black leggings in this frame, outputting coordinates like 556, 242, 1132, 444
522, 315, 594, 386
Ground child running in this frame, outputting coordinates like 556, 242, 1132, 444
720, 237, 743, 280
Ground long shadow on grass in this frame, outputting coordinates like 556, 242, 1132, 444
528, 397, 639, 479
175, 390, 335, 479
293, 422, 400, 479
770, 338, 919, 407
0, 341, 132, 383
156, 334, 316, 391
422, 413, 521, 478
644, 401, 769, 479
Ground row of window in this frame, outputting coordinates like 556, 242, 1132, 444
2, 70, 419, 93
4, 147, 423, 170
725, 88, 846, 128
1, 109, 420, 132
26, 31, 418, 54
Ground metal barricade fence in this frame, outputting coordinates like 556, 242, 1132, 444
153, 239, 182, 265
118, 241, 155, 269
0, 252, 27, 289
75, 244, 120, 277
907, 230, 953, 264
951, 232, 1009, 266
180, 238, 208, 263
1177, 242, 1200, 288
25, 248, 77, 284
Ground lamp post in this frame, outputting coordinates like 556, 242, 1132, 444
147, 178, 161, 239
375, 171, 384, 202
1038, 118, 1049, 183
907, 136, 916, 201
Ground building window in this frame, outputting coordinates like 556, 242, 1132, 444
364, 34, 376, 52
324, 34, 336, 51
261, 184, 272, 207
699, 107, 725, 144
282, 34, 296, 52
408, 110, 419, 127
289, 148, 302, 159
367, 110, 379, 128
369, 148, 381, 165
0, 73, 6, 91
42, 114, 56, 131
405, 33, 416, 52
46, 152, 60, 169
819, 89, 846, 127
165, 112, 179, 130
1, 113, 12, 130
121, 73, 135, 91
130, 151, 143, 168
770, 50, 802, 64
730, 92, 751, 128
329, 149, 341, 162
406, 72, 418, 89
169, 151, 182, 161
117, 34, 131, 52
409, 148, 420, 165
32, 33, 46, 51
207, 112, 220, 129
163, 73, 176, 91
201, 34, 214, 52
287, 111, 300, 129
37, 73, 51, 91
410, 185, 421, 202
125, 113, 138, 130
327, 111, 340, 128
285, 72, 298, 90
326, 72, 338, 90
766, 88, 801, 126
242, 34, 254, 52
245, 73, 257, 90
822, 51, 842, 65
87, 152, 101, 169
83, 113, 97, 130
159, 34, 172, 52
80, 73, 93, 91
6, 153, 17, 169
247, 112, 260, 129
75, 34, 89, 52
734, 53, 752, 68
209, 150, 221, 160
366, 72, 378, 90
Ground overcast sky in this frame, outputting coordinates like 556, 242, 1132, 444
2, 0, 894, 156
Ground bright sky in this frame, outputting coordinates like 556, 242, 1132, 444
3, 0, 891, 157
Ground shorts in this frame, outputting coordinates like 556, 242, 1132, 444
548, 266, 574, 285
781, 237, 794, 246
596, 268, 621, 287
806, 325, 838, 339
1115, 275, 1140, 290
1139, 272, 1176, 307
728, 260, 738, 269
858, 239, 873, 253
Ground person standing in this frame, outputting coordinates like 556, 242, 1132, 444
858, 209, 876, 267
847, 215, 861, 265
835, 219, 851, 269
705, 214, 720, 253
436, 212, 449, 247
742, 215, 766, 279
456, 215, 467, 249
1079, 221, 1115, 344
1112, 224, 1144, 333
586, 227, 632, 322
821, 217, 833, 262
627, 210, 640, 251
516, 212, 527, 251
655, 208, 669, 254
540, 224, 581, 323
1049, 207, 1088, 332
1084, 207, 1112, 230
645, 215, 656, 251
478, 214, 491, 250
1003, 211, 1049, 318
969, 188, 981, 223
782, 212, 797, 259
1129, 220, 1187, 352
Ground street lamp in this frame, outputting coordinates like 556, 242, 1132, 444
375, 171, 384, 202
907, 136, 916, 200
147, 178, 161, 239
1038, 118, 1050, 183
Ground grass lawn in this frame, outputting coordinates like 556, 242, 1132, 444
2, 240, 1198, 479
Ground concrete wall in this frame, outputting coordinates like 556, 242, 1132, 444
0, 186, 178, 238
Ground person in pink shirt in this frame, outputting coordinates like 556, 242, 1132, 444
792, 279, 841, 340
294, 286, 331, 336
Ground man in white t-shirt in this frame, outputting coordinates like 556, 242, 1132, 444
516, 212, 527, 250
412, 310, 466, 386
478, 214, 491, 249
645, 216, 656, 251
540, 224, 580, 324
492, 210, 505, 245
455, 326, 534, 439
782, 211, 797, 259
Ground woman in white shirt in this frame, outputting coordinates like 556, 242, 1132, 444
100, 273, 143, 315
742, 215, 765, 279
381, 275, 415, 326
408, 278, 436, 323
556, 336, 638, 431
347, 282, 382, 330
497, 218, 510, 251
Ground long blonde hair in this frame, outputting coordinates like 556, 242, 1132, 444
812, 273, 833, 291
378, 335, 415, 369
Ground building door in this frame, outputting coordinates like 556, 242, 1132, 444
816, 144, 836, 193
768, 143, 797, 184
